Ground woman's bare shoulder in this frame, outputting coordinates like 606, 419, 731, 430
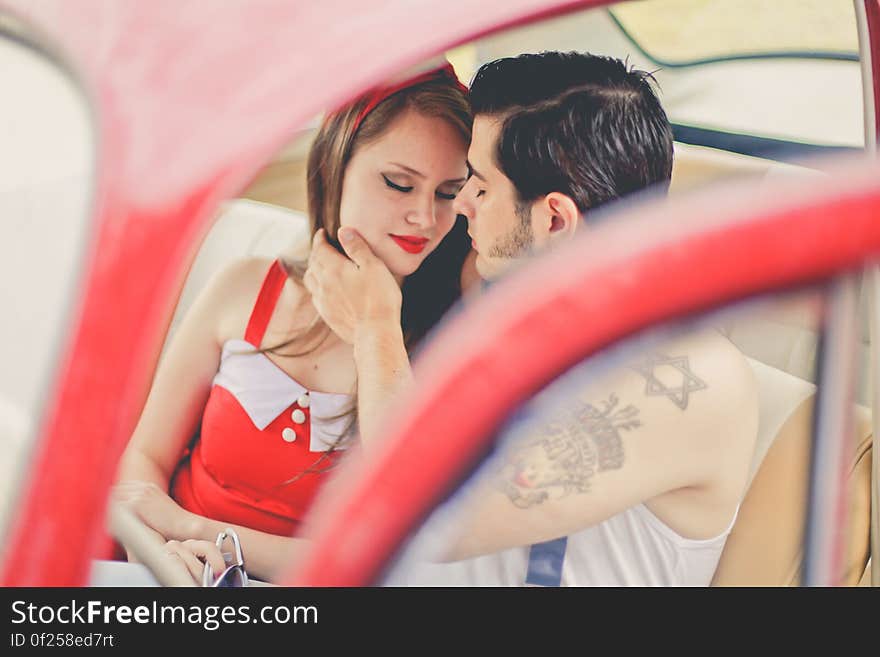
202, 257, 306, 342
201, 257, 272, 308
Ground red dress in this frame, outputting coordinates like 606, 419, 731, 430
170, 260, 353, 536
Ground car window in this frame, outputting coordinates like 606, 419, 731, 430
609, 0, 858, 65
443, 2, 863, 151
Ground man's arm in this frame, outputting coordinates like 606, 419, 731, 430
442, 329, 759, 561
304, 228, 413, 444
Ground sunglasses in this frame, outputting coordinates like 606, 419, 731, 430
202, 528, 249, 588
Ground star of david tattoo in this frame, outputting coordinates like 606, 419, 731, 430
630, 353, 707, 410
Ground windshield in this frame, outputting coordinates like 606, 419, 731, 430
609, 0, 858, 65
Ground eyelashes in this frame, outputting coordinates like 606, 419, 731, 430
383, 174, 457, 200
383, 174, 413, 193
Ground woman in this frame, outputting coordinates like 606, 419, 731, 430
112, 62, 472, 583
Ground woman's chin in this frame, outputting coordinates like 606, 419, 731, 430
378, 250, 427, 279
387, 259, 421, 279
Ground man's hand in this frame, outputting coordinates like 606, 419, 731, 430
112, 480, 198, 541
304, 227, 402, 344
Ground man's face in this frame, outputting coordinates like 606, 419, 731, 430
454, 115, 535, 280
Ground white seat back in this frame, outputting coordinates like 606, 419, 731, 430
165, 199, 309, 348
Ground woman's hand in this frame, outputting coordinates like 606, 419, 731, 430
304, 228, 402, 344
112, 480, 199, 541
163, 539, 227, 584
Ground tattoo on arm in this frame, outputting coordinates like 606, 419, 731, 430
630, 353, 707, 410
493, 394, 640, 509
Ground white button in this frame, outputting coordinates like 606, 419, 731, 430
297, 393, 310, 409
291, 409, 306, 424
281, 428, 297, 443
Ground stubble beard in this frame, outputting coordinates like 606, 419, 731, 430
487, 199, 534, 259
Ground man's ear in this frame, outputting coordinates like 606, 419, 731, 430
538, 192, 580, 243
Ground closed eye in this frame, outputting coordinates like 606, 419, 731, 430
436, 190, 457, 200
383, 174, 412, 193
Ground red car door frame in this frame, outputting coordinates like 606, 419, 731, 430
1, 0, 878, 586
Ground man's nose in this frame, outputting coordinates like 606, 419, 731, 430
453, 187, 473, 221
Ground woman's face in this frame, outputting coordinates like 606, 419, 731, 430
338, 108, 469, 279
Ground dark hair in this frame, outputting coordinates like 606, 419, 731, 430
469, 51, 674, 214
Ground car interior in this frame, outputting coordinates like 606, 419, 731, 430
148, 0, 874, 585
0, 1, 875, 586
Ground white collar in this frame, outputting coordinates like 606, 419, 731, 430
213, 339, 355, 451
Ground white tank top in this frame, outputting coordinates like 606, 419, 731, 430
389, 503, 738, 587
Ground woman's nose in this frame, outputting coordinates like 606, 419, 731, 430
405, 193, 437, 228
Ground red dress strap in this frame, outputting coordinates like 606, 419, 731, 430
244, 259, 288, 347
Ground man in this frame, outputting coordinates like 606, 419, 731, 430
304, 52, 758, 585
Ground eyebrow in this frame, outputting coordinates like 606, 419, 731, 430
388, 162, 425, 179
466, 160, 487, 182
389, 162, 466, 184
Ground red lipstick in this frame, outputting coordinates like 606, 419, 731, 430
390, 234, 429, 254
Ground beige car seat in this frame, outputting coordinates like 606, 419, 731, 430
711, 370, 873, 586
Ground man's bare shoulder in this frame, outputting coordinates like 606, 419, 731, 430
628, 327, 755, 411
619, 327, 759, 473
576, 327, 758, 468
654, 328, 757, 424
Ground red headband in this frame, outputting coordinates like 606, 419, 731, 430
352, 62, 468, 135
